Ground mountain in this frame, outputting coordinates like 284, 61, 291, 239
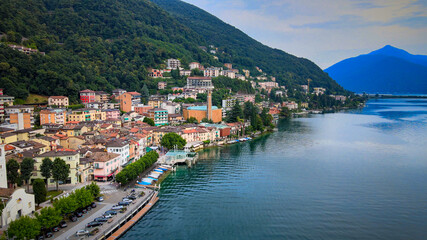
0, 0, 345, 102
325, 46, 427, 94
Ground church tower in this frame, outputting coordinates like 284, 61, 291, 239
0, 145, 7, 188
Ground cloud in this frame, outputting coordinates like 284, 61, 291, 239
182, 0, 427, 68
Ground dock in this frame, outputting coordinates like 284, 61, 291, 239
96, 191, 159, 240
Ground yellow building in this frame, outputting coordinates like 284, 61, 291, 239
33, 150, 80, 185
67, 108, 106, 122
183, 106, 222, 123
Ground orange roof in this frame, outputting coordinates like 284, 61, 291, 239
67, 121, 81, 124
130, 128, 139, 133
4, 144, 15, 151
182, 129, 197, 134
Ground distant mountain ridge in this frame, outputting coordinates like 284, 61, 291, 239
325, 46, 427, 94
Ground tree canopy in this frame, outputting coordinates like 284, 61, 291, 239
51, 158, 70, 191
161, 132, 186, 150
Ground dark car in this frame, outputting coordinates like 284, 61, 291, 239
59, 220, 67, 228
36, 235, 44, 240
75, 211, 83, 217
118, 201, 130, 206
94, 217, 108, 223
104, 210, 117, 215
91, 202, 97, 208
69, 215, 78, 222
81, 208, 88, 214
86, 221, 103, 228
86, 205, 92, 211
51, 226, 60, 232
127, 195, 136, 200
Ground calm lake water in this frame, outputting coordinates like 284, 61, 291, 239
122, 98, 427, 240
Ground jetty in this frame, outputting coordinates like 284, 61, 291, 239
158, 150, 198, 167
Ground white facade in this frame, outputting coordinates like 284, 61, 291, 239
167, 59, 181, 69
0, 189, 35, 228
0, 145, 7, 188
107, 144, 130, 166
203, 67, 221, 77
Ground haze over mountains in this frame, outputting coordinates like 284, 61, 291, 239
325, 45, 427, 94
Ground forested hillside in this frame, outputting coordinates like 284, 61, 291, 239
151, 0, 346, 94
0, 0, 347, 103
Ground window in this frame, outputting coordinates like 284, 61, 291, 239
28, 202, 32, 208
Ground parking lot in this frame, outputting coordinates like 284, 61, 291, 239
53, 187, 153, 240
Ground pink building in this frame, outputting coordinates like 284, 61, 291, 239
80, 89, 96, 103
92, 152, 121, 181
236, 94, 255, 103
103, 109, 120, 119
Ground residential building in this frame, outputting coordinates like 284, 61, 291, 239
167, 58, 181, 69
236, 94, 255, 104
79, 89, 96, 103
221, 70, 235, 79
103, 109, 120, 119
189, 62, 202, 70
186, 77, 213, 89
7, 44, 45, 55
161, 101, 181, 114
34, 150, 80, 185
313, 87, 326, 95
67, 108, 106, 122
40, 109, 67, 125
92, 152, 121, 181
95, 91, 110, 102
258, 82, 279, 90
0, 89, 15, 121
48, 96, 69, 107
147, 108, 168, 126
282, 101, 298, 110
112, 89, 126, 98
78, 157, 94, 183
224, 63, 232, 69
119, 92, 132, 113
149, 69, 163, 78
134, 105, 153, 115
106, 140, 130, 166
242, 69, 250, 78
168, 114, 184, 125
0, 188, 35, 228
179, 70, 192, 76
4, 105, 34, 130
148, 95, 166, 108
158, 81, 167, 90
203, 67, 221, 77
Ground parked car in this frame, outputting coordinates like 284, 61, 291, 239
44, 231, 53, 238
104, 210, 117, 215
94, 217, 108, 223
36, 235, 44, 240
86, 221, 103, 228
75, 211, 83, 217
89, 228, 100, 236
96, 196, 104, 202
51, 226, 60, 232
122, 198, 133, 203
86, 205, 92, 211
127, 195, 137, 200
76, 230, 89, 236
59, 220, 67, 228
102, 214, 113, 219
118, 201, 130, 206
91, 202, 97, 208
69, 215, 78, 222
81, 208, 87, 214
111, 205, 124, 210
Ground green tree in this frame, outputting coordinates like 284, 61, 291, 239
40, 157, 53, 189
85, 182, 100, 197
35, 207, 62, 229
53, 196, 78, 216
185, 117, 198, 124
33, 179, 47, 206
7, 216, 40, 240
142, 84, 150, 104
227, 101, 243, 122
71, 188, 93, 209
280, 107, 292, 119
51, 158, 70, 191
201, 118, 213, 123
20, 157, 34, 191
161, 132, 187, 150
143, 117, 155, 126
6, 159, 20, 188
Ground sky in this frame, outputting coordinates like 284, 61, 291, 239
182, 0, 427, 69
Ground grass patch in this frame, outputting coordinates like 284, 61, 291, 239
46, 190, 63, 201
25, 93, 48, 104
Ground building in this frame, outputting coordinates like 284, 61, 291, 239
0, 145, 7, 188
203, 67, 221, 77
112, 89, 126, 98
149, 69, 163, 78
4, 105, 34, 130
224, 63, 232, 69
179, 70, 192, 76
148, 95, 166, 108
222, 98, 237, 116
161, 101, 181, 114
95, 91, 110, 102
33, 150, 80, 185
40, 109, 67, 125
48, 96, 69, 107
103, 109, 120, 119
158, 81, 167, 90
119, 92, 132, 113
106, 140, 130, 166
168, 114, 184, 125
92, 152, 121, 181
221, 70, 236, 79
67, 108, 106, 122
183, 106, 222, 123
313, 87, 326, 95
134, 105, 153, 115
0, 188, 35, 228
186, 77, 213, 89
258, 82, 279, 90
189, 62, 202, 70
0, 89, 15, 121
282, 101, 298, 110
236, 94, 255, 104
167, 58, 181, 69
242, 69, 250, 78
147, 108, 169, 126
79, 89, 96, 103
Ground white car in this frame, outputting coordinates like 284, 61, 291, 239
103, 214, 113, 219
76, 230, 89, 236
111, 205, 124, 210
122, 198, 133, 203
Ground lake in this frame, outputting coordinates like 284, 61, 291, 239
122, 98, 427, 240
